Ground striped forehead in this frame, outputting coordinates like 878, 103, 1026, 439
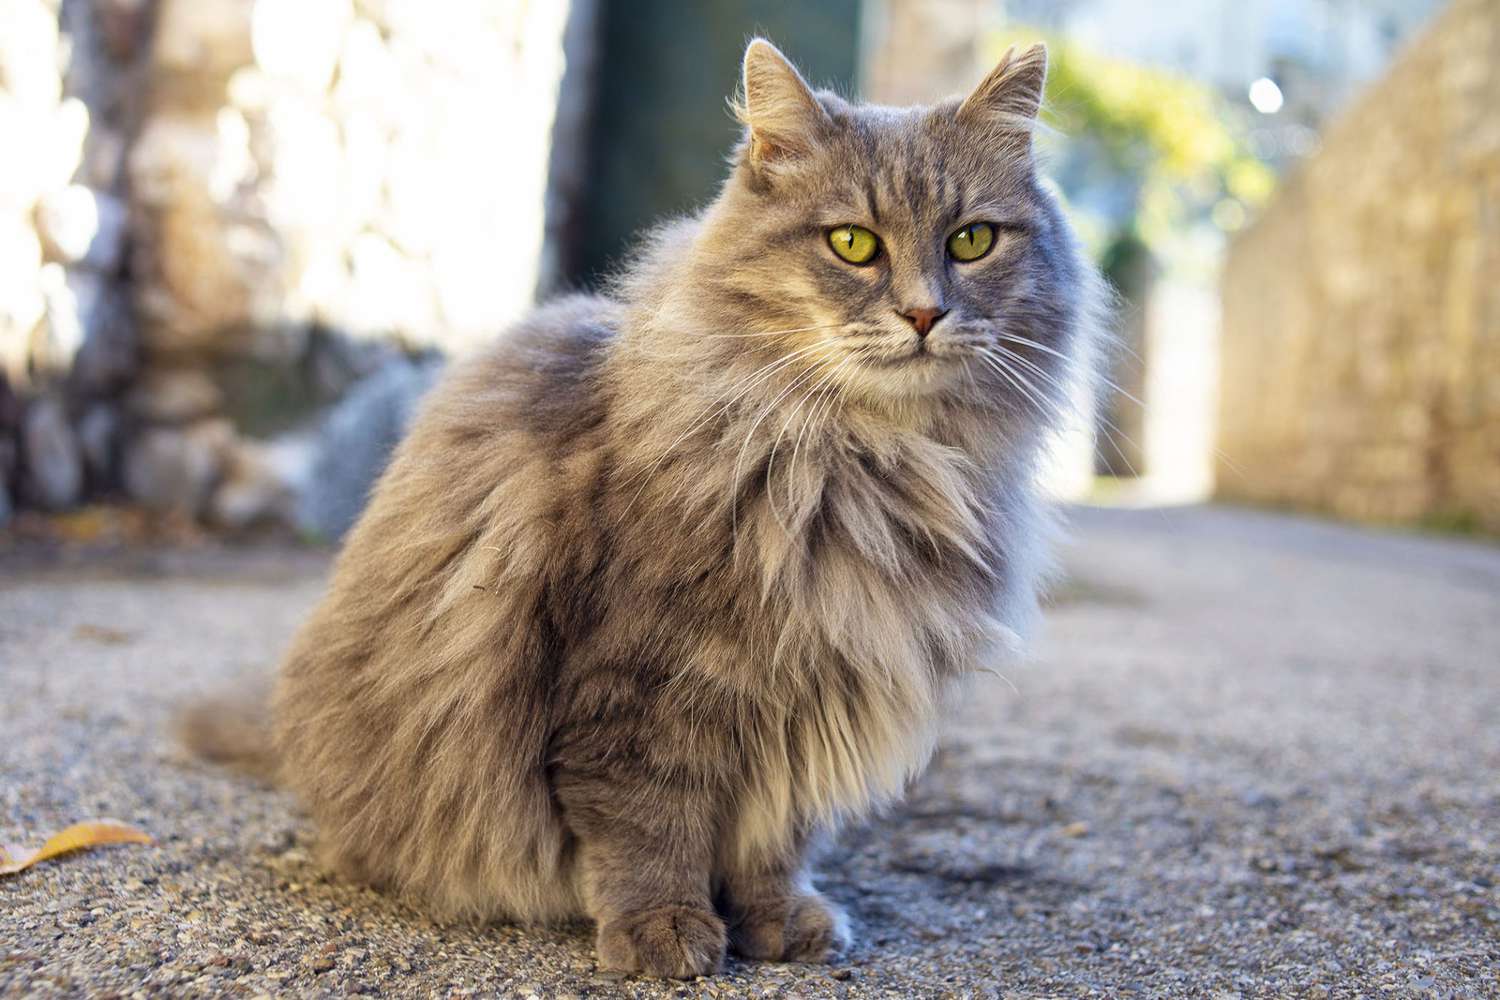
825, 111, 995, 235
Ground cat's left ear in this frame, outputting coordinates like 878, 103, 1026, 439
957, 43, 1048, 142
737, 38, 832, 167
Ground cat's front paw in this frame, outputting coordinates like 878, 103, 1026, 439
596, 904, 727, 978
731, 893, 851, 963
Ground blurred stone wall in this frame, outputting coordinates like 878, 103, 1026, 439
1, 0, 150, 520
1217, 0, 1500, 533
1, 0, 577, 532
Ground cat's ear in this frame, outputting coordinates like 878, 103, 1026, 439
737, 38, 831, 166
957, 43, 1048, 141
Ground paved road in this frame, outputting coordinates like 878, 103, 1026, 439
2, 506, 1497, 998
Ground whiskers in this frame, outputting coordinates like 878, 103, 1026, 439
969, 329, 1200, 485
617, 325, 860, 520
761, 345, 877, 530
972, 339, 1156, 479
693, 322, 850, 341
730, 343, 871, 537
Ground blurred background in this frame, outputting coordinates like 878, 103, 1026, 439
7, 7, 1497, 993
0, 0, 1493, 548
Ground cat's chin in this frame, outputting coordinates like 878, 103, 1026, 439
849, 353, 967, 401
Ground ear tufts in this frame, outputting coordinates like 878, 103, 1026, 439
958, 42, 1048, 134
737, 38, 831, 166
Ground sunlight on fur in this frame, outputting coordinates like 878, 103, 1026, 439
186, 37, 1105, 980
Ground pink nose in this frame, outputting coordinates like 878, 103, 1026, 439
899, 306, 948, 336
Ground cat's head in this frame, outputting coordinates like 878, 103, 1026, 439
658, 39, 1092, 421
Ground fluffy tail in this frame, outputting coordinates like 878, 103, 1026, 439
176, 684, 280, 784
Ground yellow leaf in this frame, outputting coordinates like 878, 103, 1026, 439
0, 820, 152, 876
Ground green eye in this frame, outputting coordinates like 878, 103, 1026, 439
947, 222, 995, 262
828, 225, 880, 265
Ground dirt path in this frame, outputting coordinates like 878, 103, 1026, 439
3, 506, 1497, 997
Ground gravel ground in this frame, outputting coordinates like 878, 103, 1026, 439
2, 505, 1498, 998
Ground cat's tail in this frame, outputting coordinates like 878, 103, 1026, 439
175, 682, 281, 784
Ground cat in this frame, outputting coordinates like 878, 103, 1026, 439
193, 38, 1101, 978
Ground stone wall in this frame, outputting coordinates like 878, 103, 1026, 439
1216, 0, 1500, 533
0, 0, 577, 532
1, 0, 150, 519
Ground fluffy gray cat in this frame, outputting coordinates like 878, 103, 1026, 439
201, 39, 1101, 978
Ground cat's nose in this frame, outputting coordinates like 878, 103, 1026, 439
898, 306, 948, 337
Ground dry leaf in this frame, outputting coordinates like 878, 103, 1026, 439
0, 820, 152, 876
73, 624, 138, 645
46, 507, 122, 544
1060, 821, 1091, 838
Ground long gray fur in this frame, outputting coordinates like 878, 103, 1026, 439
265, 39, 1102, 978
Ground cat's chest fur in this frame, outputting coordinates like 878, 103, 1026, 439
717, 428, 1015, 863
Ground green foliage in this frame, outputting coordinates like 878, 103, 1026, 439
989, 30, 1275, 254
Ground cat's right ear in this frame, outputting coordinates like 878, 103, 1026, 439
957, 43, 1048, 148
736, 39, 832, 169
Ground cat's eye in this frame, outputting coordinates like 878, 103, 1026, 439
947, 222, 996, 262
828, 225, 880, 265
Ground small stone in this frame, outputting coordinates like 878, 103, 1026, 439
77, 402, 119, 486
81, 125, 127, 191
20, 395, 84, 510
126, 368, 224, 424
122, 418, 235, 516
0, 0, 62, 108
152, 0, 254, 86
298, 355, 441, 540
69, 292, 138, 394
1061, 821, 1091, 838
209, 439, 293, 530
35, 186, 129, 271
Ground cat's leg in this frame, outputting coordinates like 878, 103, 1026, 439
720, 828, 850, 963
553, 754, 727, 977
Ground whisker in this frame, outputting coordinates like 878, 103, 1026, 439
972, 663, 1022, 696
763, 350, 848, 528
730, 344, 849, 538
992, 342, 1156, 483
981, 342, 1148, 480
786, 347, 871, 513
618, 339, 839, 517
784, 358, 849, 496
976, 349, 1063, 423
986, 344, 1073, 411
1003, 334, 1250, 484
996, 332, 1146, 409
693, 323, 849, 340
